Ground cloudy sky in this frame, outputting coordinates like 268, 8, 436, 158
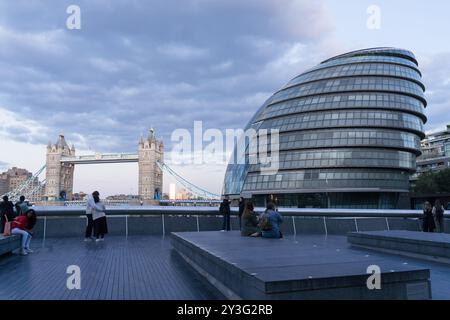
0, 0, 449, 196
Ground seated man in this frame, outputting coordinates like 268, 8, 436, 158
259, 202, 283, 239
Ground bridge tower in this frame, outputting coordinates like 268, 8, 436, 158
45, 133, 75, 201
138, 129, 164, 202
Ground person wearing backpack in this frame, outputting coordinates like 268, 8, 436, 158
433, 200, 445, 233
259, 202, 283, 239
15, 196, 29, 216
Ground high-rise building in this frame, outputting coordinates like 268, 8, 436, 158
0, 167, 34, 196
223, 48, 427, 209
0, 172, 9, 196
414, 125, 450, 175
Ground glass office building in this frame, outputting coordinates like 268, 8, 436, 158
223, 48, 427, 208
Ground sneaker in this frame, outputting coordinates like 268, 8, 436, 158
25, 248, 34, 253
19, 249, 28, 256
84, 238, 92, 242
95, 238, 102, 242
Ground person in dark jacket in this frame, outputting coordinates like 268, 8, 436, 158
433, 200, 445, 233
422, 201, 436, 232
219, 196, 231, 231
260, 202, 283, 239
1, 195, 16, 233
238, 197, 245, 230
241, 201, 260, 236
15, 195, 29, 216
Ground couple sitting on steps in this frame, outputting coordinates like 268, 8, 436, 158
241, 202, 283, 239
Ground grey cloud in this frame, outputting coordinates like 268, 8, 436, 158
0, 0, 335, 153
421, 52, 450, 130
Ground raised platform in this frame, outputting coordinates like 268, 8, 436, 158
348, 230, 450, 264
0, 235, 21, 256
171, 231, 432, 300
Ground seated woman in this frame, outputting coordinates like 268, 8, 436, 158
260, 202, 283, 239
11, 209, 37, 256
241, 202, 260, 236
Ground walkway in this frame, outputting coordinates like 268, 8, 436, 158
1, 234, 450, 299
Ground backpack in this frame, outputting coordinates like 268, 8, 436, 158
435, 205, 444, 218
258, 211, 273, 231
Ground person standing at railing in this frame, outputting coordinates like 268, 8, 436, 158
1, 195, 16, 233
433, 200, 445, 233
88, 191, 108, 242
220, 195, 231, 231
238, 197, 245, 231
422, 201, 436, 233
84, 194, 96, 241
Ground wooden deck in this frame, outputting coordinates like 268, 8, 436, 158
1, 234, 450, 300
0, 235, 222, 300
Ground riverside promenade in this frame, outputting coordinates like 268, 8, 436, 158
0, 206, 449, 300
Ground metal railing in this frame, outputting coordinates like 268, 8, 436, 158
30, 206, 446, 241
32, 206, 433, 218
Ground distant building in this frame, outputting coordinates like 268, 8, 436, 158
105, 194, 140, 201
0, 173, 8, 195
0, 167, 34, 196
72, 191, 87, 201
414, 125, 450, 176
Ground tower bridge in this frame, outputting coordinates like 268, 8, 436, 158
60, 153, 139, 165
45, 130, 163, 201
2, 130, 220, 203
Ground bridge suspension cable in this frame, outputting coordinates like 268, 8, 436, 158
3, 162, 221, 203
2, 165, 46, 202
156, 161, 221, 200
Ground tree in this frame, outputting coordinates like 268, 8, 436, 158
413, 168, 450, 194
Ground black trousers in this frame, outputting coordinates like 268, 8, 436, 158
222, 214, 231, 231
85, 214, 94, 238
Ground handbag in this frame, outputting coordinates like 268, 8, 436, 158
3, 215, 11, 236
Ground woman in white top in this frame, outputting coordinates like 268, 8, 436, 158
87, 191, 108, 242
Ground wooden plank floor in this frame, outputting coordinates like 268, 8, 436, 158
2, 234, 450, 300
0, 236, 223, 300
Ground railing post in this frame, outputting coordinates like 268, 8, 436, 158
354, 218, 359, 232
196, 216, 200, 232
323, 217, 328, 236
161, 213, 166, 236
43, 216, 47, 243
292, 216, 296, 236
385, 217, 390, 231
125, 215, 128, 238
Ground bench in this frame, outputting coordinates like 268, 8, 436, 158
0, 234, 21, 256
348, 230, 450, 264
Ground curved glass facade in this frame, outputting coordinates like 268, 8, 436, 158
222, 48, 427, 209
